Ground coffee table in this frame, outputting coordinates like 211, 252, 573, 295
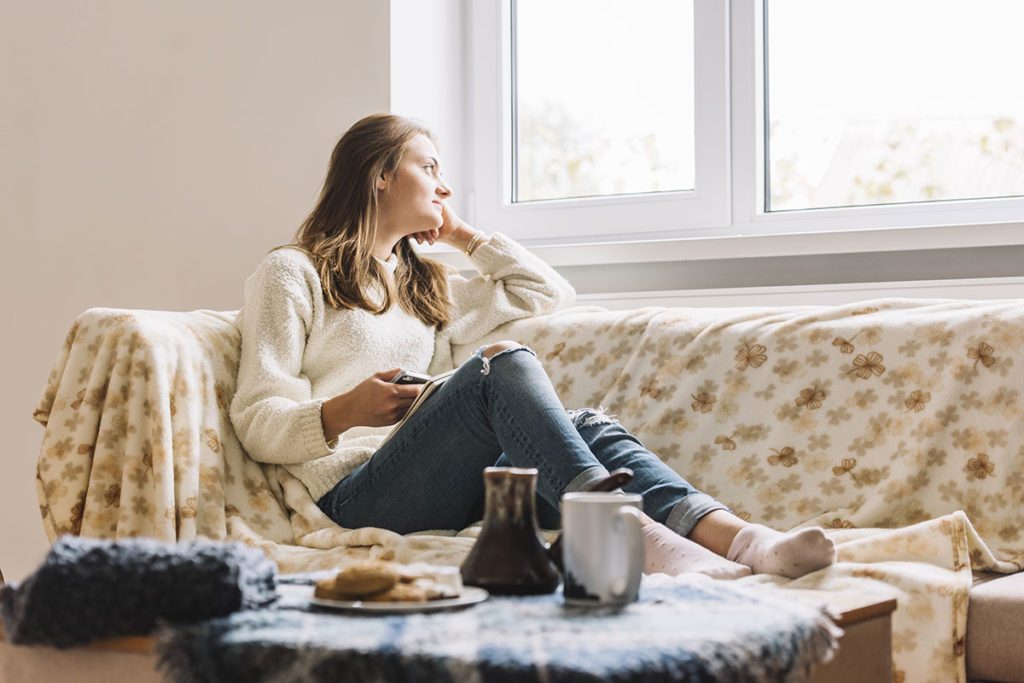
1, 585, 894, 682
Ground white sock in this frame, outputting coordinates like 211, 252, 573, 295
641, 518, 751, 580
726, 524, 837, 579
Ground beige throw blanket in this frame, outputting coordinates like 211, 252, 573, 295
34, 300, 1024, 681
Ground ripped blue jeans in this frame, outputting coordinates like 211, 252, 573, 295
316, 345, 728, 534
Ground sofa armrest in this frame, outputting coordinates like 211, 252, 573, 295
34, 307, 293, 545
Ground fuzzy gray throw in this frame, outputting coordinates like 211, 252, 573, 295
0, 536, 277, 648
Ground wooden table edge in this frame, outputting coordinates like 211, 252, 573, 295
788, 589, 898, 628
830, 597, 897, 628
0, 622, 157, 655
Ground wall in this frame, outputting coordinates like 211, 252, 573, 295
576, 276, 1024, 309
389, 0, 469, 218
559, 245, 1024, 296
0, 0, 391, 582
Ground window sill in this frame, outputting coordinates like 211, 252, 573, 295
424, 221, 1024, 268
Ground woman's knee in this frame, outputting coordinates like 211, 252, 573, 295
480, 340, 523, 359
473, 340, 536, 375
568, 407, 619, 430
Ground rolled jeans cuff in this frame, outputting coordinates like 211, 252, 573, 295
564, 465, 611, 495
664, 493, 730, 537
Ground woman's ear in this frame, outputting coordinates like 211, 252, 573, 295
376, 173, 388, 192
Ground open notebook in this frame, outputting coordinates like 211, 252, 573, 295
378, 369, 457, 448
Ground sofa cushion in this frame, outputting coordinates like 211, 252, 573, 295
967, 572, 1024, 682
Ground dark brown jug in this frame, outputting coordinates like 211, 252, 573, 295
460, 467, 560, 595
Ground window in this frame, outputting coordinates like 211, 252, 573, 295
513, 0, 694, 202
467, 1, 1024, 256
767, 0, 1024, 212
468, 0, 729, 243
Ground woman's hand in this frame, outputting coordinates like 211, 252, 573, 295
410, 201, 479, 252
321, 368, 422, 441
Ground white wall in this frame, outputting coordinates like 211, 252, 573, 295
577, 276, 1024, 309
0, 0, 391, 582
389, 0, 469, 218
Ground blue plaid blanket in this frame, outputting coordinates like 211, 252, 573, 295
157, 574, 839, 683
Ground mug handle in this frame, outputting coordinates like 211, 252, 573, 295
610, 505, 645, 600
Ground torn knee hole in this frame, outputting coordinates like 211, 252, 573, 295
472, 341, 534, 375
481, 341, 522, 359
568, 407, 618, 428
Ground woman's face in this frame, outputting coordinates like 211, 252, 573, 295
377, 134, 452, 236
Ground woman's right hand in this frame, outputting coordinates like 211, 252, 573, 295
321, 368, 422, 441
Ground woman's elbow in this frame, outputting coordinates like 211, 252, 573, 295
545, 281, 576, 313
228, 408, 265, 460
559, 283, 577, 310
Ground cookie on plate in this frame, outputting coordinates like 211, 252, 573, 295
362, 582, 428, 603
315, 560, 400, 600
397, 563, 463, 599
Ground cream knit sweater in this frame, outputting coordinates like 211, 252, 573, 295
229, 233, 576, 501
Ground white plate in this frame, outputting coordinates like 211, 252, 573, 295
309, 586, 489, 614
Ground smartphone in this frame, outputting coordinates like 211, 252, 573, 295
390, 370, 431, 385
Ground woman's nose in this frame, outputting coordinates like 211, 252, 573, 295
437, 181, 452, 198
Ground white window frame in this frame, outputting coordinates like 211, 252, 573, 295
463, 0, 1024, 265
467, 0, 730, 243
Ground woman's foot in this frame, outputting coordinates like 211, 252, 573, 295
725, 524, 836, 578
641, 517, 751, 579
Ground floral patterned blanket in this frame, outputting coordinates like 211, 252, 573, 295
34, 299, 1024, 682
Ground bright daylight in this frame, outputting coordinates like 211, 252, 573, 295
515, 0, 1024, 212
768, 0, 1024, 211
514, 0, 695, 201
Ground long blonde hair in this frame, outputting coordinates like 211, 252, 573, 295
289, 113, 453, 328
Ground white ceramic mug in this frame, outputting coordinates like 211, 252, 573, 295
560, 492, 645, 606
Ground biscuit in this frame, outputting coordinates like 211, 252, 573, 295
396, 563, 463, 599
317, 561, 400, 599
362, 582, 428, 602
314, 577, 349, 600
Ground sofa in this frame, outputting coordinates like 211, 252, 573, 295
26, 298, 1024, 682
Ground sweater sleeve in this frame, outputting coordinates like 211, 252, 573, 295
439, 232, 576, 348
229, 250, 335, 465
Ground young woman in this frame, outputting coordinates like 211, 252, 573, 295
230, 113, 836, 579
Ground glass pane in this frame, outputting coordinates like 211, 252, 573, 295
514, 0, 695, 202
767, 0, 1024, 212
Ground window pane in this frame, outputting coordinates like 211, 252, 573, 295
513, 0, 695, 202
767, 0, 1024, 212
